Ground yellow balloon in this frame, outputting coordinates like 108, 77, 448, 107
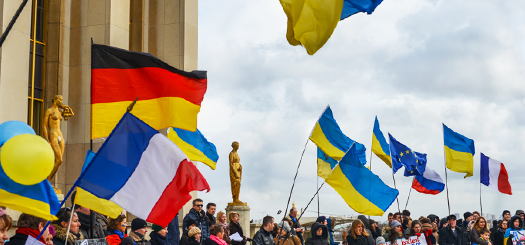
1, 134, 54, 185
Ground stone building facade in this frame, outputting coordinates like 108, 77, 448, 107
0, 0, 198, 222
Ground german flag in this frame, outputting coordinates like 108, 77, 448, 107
91, 44, 207, 139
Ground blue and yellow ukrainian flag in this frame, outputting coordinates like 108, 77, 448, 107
371, 116, 391, 168
167, 127, 219, 170
325, 143, 399, 216
0, 161, 60, 220
310, 106, 366, 163
317, 148, 338, 179
443, 124, 475, 178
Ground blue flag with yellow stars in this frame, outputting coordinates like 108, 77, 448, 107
388, 133, 427, 176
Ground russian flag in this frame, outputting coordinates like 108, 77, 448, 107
412, 166, 445, 195
480, 153, 512, 195
77, 112, 210, 226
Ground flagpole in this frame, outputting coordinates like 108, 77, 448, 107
442, 127, 451, 216
405, 176, 414, 210
281, 138, 310, 222
391, 172, 401, 213
480, 183, 483, 215
317, 175, 320, 216
368, 147, 373, 220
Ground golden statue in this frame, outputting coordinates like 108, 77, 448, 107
43, 95, 74, 181
229, 141, 246, 205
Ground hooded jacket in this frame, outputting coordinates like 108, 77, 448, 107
327, 219, 336, 245
306, 223, 329, 245
150, 232, 169, 245
51, 223, 85, 245
504, 216, 524, 245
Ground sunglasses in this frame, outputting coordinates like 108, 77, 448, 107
195, 205, 203, 207
59, 207, 72, 222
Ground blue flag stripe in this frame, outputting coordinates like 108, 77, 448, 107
373, 117, 390, 156
174, 128, 218, 162
78, 112, 158, 199
443, 124, 475, 154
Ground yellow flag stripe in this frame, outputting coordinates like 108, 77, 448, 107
92, 97, 200, 139
444, 145, 473, 178
166, 129, 216, 170
0, 189, 57, 220
317, 158, 333, 179
325, 165, 385, 216
75, 188, 123, 218
310, 122, 346, 161
372, 134, 392, 168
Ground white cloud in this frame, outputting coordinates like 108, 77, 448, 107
195, 0, 525, 221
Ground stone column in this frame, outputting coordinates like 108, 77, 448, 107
64, 0, 130, 194
226, 205, 251, 238
0, 0, 33, 122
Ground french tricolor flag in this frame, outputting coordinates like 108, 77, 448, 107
411, 166, 445, 195
76, 112, 210, 226
480, 153, 512, 195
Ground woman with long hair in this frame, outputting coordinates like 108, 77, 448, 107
347, 220, 373, 245
51, 208, 84, 245
105, 214, 127, 245
217, 211, 231, 244
384, 220, 403, 245
471, 217, 492, 245
493, 220, 508, 245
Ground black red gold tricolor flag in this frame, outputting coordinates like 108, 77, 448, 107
91, 44, 207, 139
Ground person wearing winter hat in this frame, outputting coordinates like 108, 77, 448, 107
150, 224, 169, 245
129, 218, 150, 245
375, 237, 385, 245
316, 217, 327, 226
462, 212, 473, 229
384, 220, 402, 245
274, 221, 300, 245
504, 216, 524, 245
188, 227, 202, 245
515, 210, 524, 221
181, 219, 199, 245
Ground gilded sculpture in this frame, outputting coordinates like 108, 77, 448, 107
44, 95, 74, 181
229, 141, 246, 205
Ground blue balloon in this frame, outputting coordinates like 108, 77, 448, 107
0, 121, 36, 147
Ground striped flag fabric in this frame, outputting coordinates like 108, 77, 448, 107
91, 44, 208, 139
480, 153, 512, 195
371, 116, 391, 168
412, 166, 445, 195
443, 124, 475, 178
167, 127, 219, 170
77, 112, 210, 226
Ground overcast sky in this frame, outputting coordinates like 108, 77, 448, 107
194, 0, 525, 222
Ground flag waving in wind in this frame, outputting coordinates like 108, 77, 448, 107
76, 112, 210, 227
167, 127, 219, 170
412, 166, 445, 195
389, 133, 426, 176
325, 143, 399, 216
91, 44, 208, 139
443, 124, 475, 178
309, 106, 366, 163
480, 153, 512, 195
371, 116, 391, 168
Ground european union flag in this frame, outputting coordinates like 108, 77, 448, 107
388, 133, 427, 176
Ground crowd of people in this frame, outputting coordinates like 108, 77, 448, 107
0, 200, 523, 245
346, 209, 525, 245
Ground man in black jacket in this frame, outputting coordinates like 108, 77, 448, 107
254, 216, 275, 245
439, 215, 469, 245
206, 203, 217, 226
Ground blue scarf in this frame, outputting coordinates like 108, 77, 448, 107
289, 214, 297, 222
113, 230, 125, 239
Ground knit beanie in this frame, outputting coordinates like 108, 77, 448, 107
503, 210, 511, 216
152, 224, 164, 233
463, 212, 473, 220
390, 220, 401, 229
189, 227, 201, 237
131, 218, 147, 231
120, 237, 135, 245
376, 237, 386, 245
316, 216, 327, 224
185, 218, 197, 228
278, 221, 291, 233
